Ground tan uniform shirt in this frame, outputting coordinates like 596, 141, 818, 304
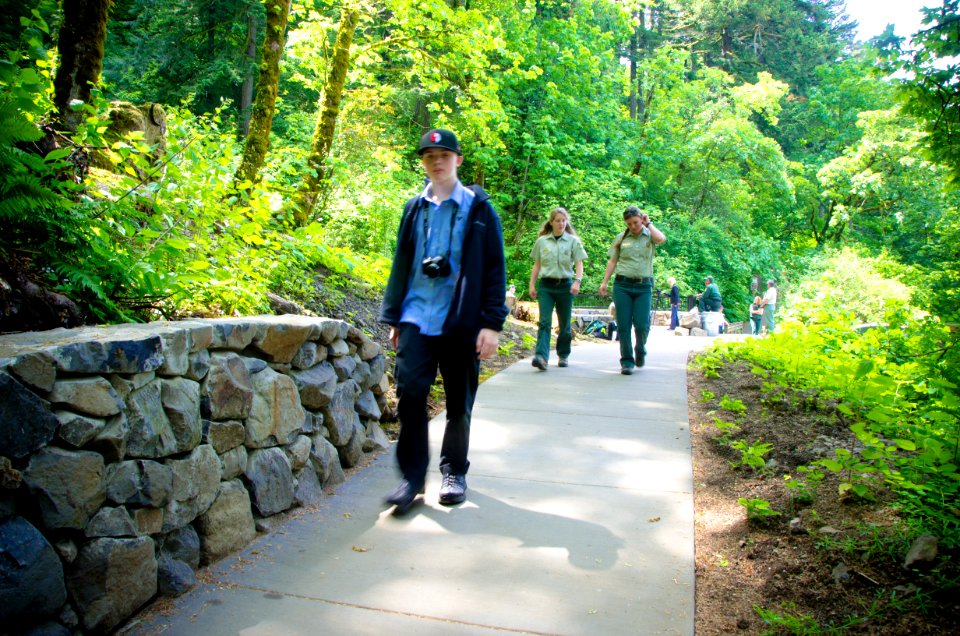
609, 227, 655, 278
531, 233, 588, 279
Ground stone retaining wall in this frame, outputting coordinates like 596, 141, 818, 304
0, 315, 390, 634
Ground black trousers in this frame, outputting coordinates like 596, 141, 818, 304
394, 324, 479, 486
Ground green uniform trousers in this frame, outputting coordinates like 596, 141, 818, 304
535, 279, 574, 362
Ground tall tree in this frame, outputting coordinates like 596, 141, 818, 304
54, 0, 113, 131
238, 5, 259, 137
676, 0, 854, 93
291, 6, 359, 225
234, 0, 291, 185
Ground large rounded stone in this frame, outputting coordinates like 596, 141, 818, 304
67, 536, 157, 633
22, 447, 105, 530
0, 371, 59, 459
0, 516, 67, 622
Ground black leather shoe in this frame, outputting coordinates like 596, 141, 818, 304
532, 356, 547, 370
438, 473, 467, 505
385, 479, 424, 513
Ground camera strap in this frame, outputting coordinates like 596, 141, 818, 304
421, 198, 459, 260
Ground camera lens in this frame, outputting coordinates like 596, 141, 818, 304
421, 256, 449, 278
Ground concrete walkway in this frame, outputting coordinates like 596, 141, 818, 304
127, 328, 710, 636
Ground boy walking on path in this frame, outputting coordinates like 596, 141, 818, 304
379, 128, 508, 513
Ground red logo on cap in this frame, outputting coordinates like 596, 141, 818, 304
430, 132, 442, 143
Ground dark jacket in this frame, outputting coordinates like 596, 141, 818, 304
670, 284, 680, 305
379, 185, 508, 338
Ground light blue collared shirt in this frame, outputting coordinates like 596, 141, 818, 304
399, 181, 475, 335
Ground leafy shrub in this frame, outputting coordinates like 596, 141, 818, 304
704, 309, 960, 546
785, 247, 914, 324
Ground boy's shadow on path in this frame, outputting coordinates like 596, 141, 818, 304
405, 489, 625, 570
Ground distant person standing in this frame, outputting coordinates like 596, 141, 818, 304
761, 279, 777, 333
379, 128, 507, 512
599, 206, 666, 375
528, 207, 588, 369
668, 277, 680, 330
749, 296, 763, 335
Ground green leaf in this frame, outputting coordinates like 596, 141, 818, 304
865, 407, 891, 423
44, 148, 73, 162
822, 459, 843, 472
893, 439, 917, 451
164, 238, 191, 250
186, 260, 211, 271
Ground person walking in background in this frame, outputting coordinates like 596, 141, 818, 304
668, 277, 680, 330
761, 279, 777, 333
749, 295, 763, 335
379, 128, 508, 513
505, 284, 518, 317
528, 207, 588, 370
599, 206, 666, 375
697, 276, 722, 313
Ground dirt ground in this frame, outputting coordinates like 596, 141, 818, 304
687, 357, 959, 635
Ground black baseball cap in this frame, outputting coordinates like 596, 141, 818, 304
418, 129, 462, 155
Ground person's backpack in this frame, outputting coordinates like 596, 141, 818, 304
584, 319, 606, 336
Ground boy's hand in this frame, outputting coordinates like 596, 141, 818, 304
476, 328, 499, 360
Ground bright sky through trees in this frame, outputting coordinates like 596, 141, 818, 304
845, 0, 935, 40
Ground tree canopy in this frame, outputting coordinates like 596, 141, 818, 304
1, 0, 958, 327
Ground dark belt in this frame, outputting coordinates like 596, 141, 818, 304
539, 277, 571, 285
615, 275, 653, 285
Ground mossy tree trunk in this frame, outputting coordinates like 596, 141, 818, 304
292, 7, 360, 227
234, 0, 291, 186
238, 7, 259, 138
53, 0, 113, 132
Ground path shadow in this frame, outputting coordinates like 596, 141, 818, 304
415, 489, 625, 570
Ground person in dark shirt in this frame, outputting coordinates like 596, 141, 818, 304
668, 277, 680, 330
697, 276, 722, 312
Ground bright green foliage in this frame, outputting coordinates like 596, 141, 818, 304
754, 602, 819, 635
0, 11, 129, 322
730, 439, 772, 471
710, 415, 741, 445
786, 247, 913, 324
87, 105, 388, 317
719, 394, 747, 414
738, 496, 780, 520
783, 473, 816, 506
881, 0, 960, 184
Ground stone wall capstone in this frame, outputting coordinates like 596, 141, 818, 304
0, 315, 390, 634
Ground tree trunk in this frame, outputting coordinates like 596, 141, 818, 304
53, 0, 113, 132
238, 7, 258, 138
292, 7, 360, 227
233, 0, 291, 186
629, 10, 639, 120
